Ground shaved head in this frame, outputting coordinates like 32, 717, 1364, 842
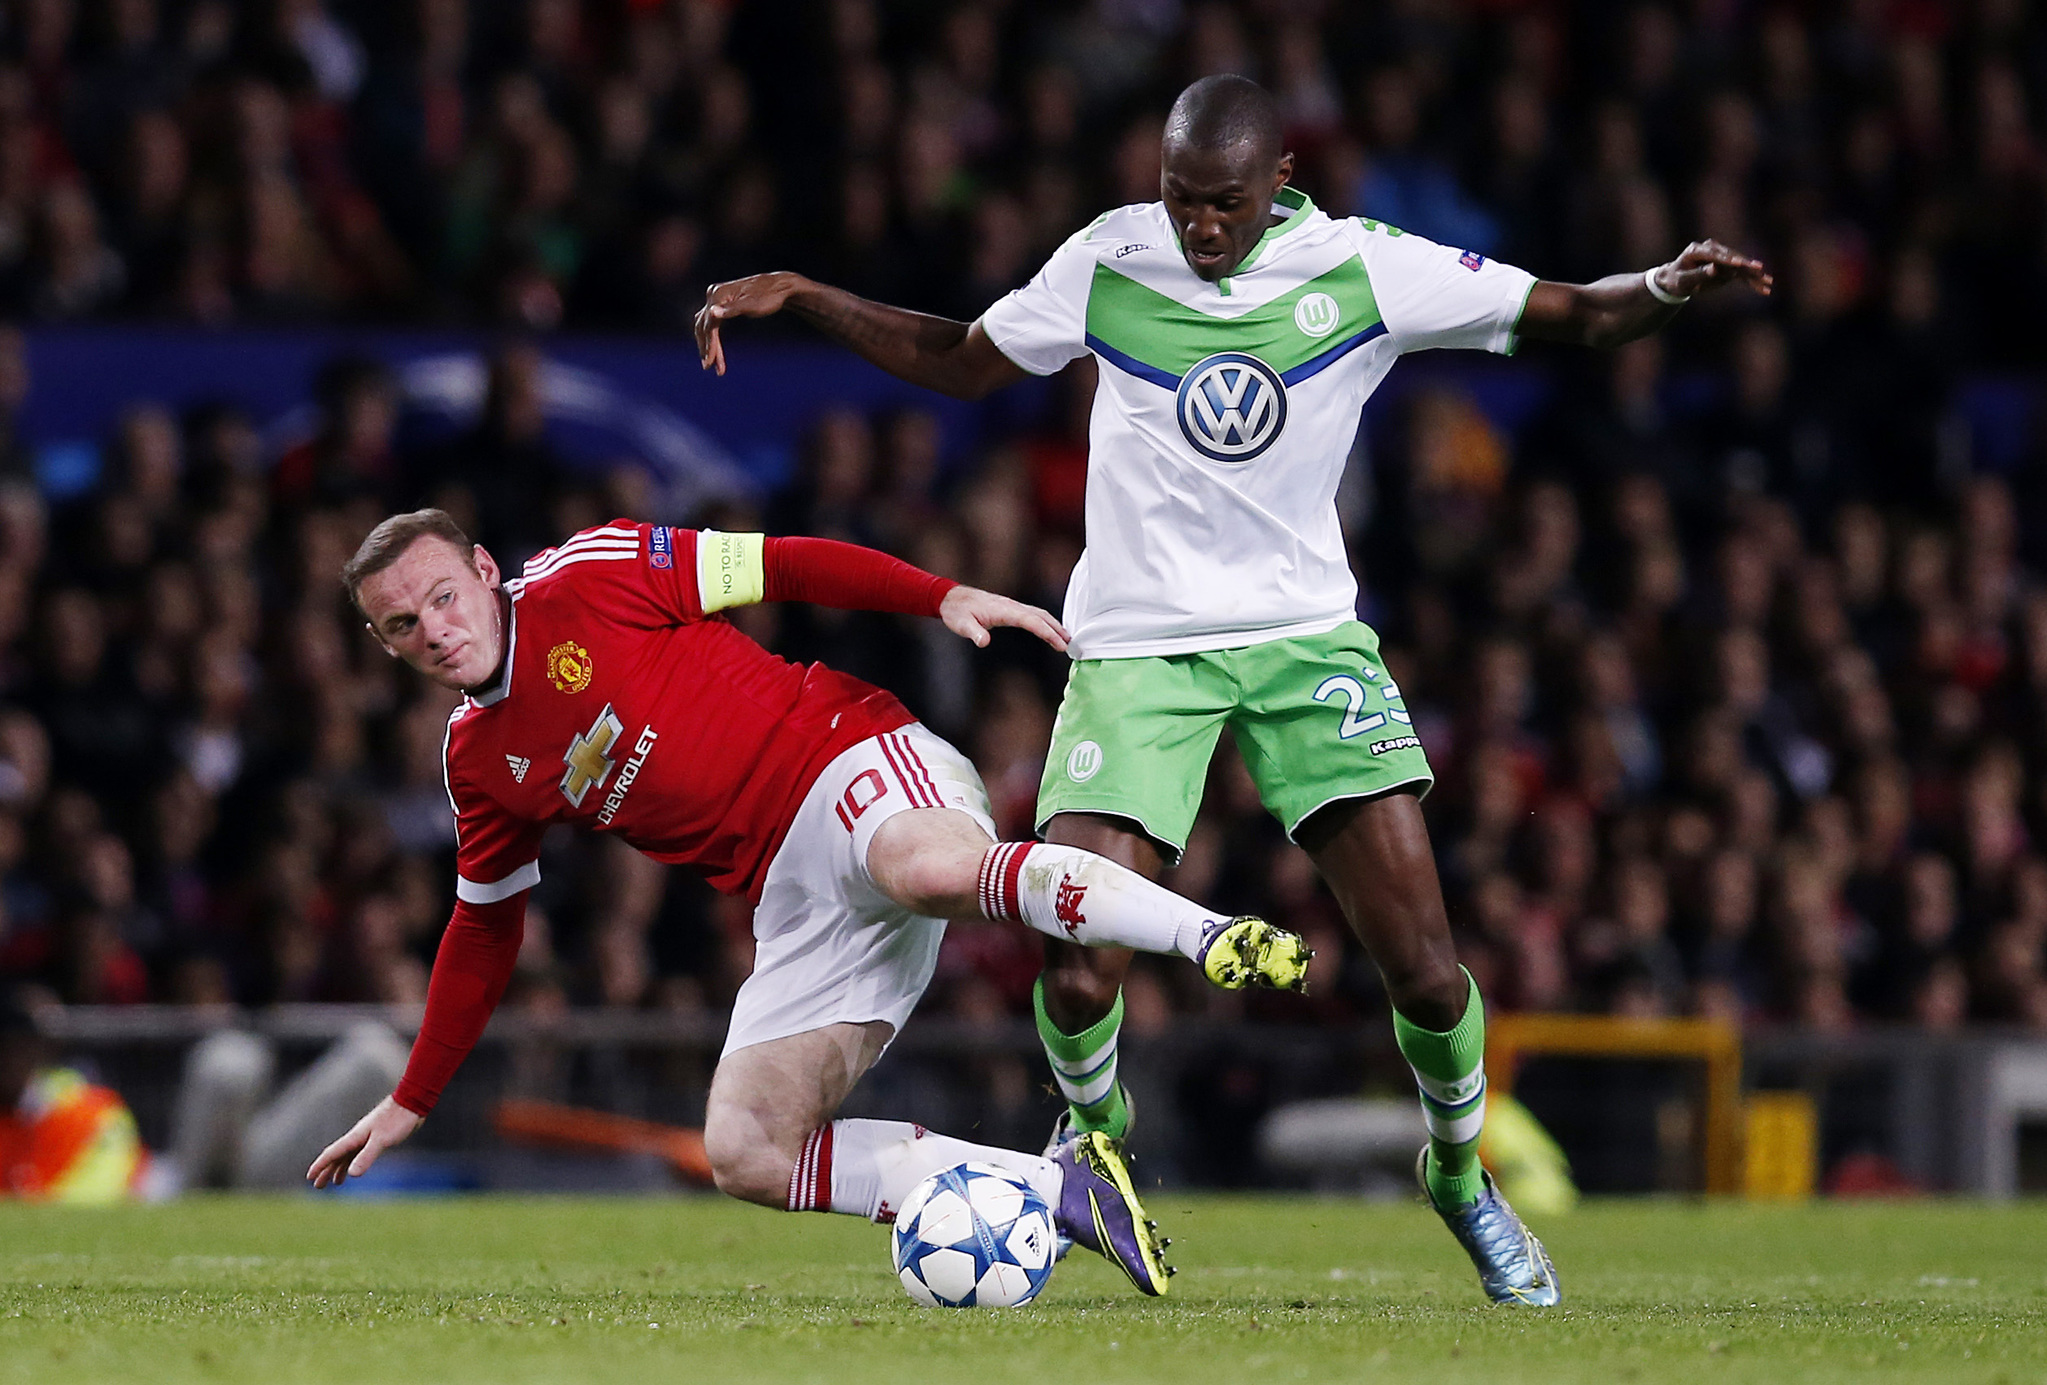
1158, 76, 1293, 281
1164, 75, 1283, 168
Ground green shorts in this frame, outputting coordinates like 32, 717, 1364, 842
1036, 621, 1434, 859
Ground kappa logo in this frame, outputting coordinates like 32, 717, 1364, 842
1066, 740, 1102, 782
1114, 242, 1152, 258
505, 754, 531, 783
1369, 735, 1422, 756
547, 640, 593, 694
1294, 292, 1340, 338
1054, 876, 1089, 938
560, 704, 625, 807
1175, 352, 1288, 462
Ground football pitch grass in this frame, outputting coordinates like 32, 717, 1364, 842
3, 1196, 2045, 1384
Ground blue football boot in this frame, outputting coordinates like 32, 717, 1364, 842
1418, 1148, 1561, 1307
1055, 1131, 1172, 1296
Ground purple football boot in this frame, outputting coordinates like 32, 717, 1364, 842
1053, 1131, 1173, 1296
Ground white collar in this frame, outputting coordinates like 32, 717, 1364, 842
467, 588, 521, 708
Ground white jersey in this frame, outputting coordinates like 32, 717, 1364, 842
978, 188, 1537, 659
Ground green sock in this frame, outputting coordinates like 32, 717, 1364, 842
1033, 977, 1129, 1138
1393, 968, 1488, 1209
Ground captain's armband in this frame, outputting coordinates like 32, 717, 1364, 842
696, 530, 766, 613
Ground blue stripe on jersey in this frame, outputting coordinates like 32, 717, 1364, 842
1085, 333, 1181, 390
1280, 321, 1389, 386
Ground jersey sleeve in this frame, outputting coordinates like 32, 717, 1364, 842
684, 528, 956, 617
446, 726, 546, 905
392, 893, 526, 1117
1350, 220, 1538, 356
976, 225, 1098, 376
541, 521, 955, 625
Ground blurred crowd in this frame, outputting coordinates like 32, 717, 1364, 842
0, 0, 2042, 1039
0, 0, 2031, 347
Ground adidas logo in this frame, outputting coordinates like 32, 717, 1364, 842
505, 754, 531, 783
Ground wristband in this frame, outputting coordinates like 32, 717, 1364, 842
1644, 266, 1690, 305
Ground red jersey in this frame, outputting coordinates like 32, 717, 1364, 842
445, 521, 930, 905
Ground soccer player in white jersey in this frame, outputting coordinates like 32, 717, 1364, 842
696, 75, 1772, 1306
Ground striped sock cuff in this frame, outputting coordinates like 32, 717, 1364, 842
786, 1125, 834, 1213
977, 843, 1033, 921
1051, 1041, 1121, 1107
1420, 1081, 1489, 1145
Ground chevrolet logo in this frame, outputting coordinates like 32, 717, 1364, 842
560, 704, 625, 807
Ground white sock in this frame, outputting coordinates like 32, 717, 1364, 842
786, 1119, 1063, 1224
978, 842, 1219, 960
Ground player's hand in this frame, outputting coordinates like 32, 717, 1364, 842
694, 272, 807, 376
1655, 240, 1774, 300
307, 1095, 422, 1189
939, 585, 1069, 653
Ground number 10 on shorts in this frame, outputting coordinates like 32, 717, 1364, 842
1313, 668, 1411, 741
834, 769, 889, 831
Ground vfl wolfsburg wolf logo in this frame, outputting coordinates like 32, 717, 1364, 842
1175, 352, 1288, 462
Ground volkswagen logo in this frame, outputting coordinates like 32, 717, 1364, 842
1175, 352, 1288, 462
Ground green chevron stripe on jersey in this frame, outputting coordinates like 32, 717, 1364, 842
1083, 256, 1382, 382
975, 192, 1538, 658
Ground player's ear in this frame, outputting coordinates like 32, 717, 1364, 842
365, 622, 401, 659
473, 544, 502, 588
1274, 151, 1294, 192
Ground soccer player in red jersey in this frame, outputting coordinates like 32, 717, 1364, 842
306, 509, 1310, 1295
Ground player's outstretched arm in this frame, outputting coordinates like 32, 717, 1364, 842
305, 893, 526, 1189
939, 584, 1069, 653
307, 1096, 422, 1188
694, 272, 1027, 400
749, 535, 1067, 650
1517, 239, 1773, 350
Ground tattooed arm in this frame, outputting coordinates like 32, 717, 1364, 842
694, 273, 1027, 400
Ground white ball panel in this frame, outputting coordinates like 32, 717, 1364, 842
1004, 1213, 1055, 1271
964, 1181, 1026, 1229
894, 1176, 936, 1231
914, 1189, 977, 1247
916, 1246, 982, 1305
898, 1263, 940, 1307
974, 1260, 1037, 1308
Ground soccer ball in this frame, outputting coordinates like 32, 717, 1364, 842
891, 1162, 1058, 1308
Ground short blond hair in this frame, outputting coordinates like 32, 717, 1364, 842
341, 508, 475, 611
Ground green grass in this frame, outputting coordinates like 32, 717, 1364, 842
3, 1195, 2046, 1383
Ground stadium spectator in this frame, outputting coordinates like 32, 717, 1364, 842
0, 0, 2035, 1055
0, 987, 148, 1201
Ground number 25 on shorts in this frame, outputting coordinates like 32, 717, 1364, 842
1313, 668, 1412, 741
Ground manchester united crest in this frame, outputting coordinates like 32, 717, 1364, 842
547, 640, 593, 694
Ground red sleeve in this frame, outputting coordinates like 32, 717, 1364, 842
447, 718, 547, 905
392, 894, 526, 1116
556, 520, 957, 626
761, 535, 956, 616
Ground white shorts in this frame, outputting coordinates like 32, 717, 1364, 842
721, 722, 997, 1058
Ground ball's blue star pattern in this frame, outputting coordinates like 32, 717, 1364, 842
892, 1162, 1057, 1308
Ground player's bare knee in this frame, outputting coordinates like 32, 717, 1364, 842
703, 1119, 792, 1207
711, 1153, 791, 1207
868, 811, 987, 916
